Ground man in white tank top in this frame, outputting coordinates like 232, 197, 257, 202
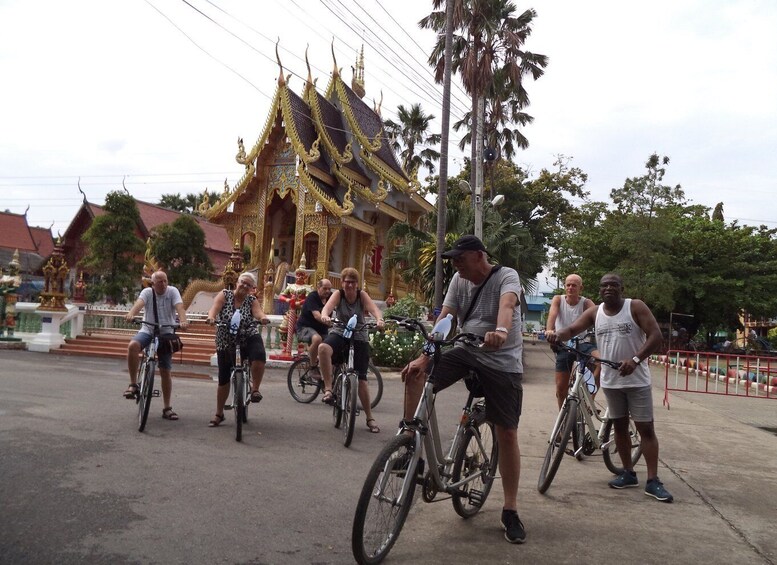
545, 274, 598, 409
548, 273, 674, 503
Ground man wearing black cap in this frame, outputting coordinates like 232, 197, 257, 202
401, 234, 526, 544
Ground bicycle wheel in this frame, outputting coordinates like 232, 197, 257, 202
538, 398, 578, 494
358, 362, 383, 410
234, 369, 245, 442
451, 411, 499, 518
137, 360, 155, 433
342, 372, 358, 447
287, 356, 322, 403
602, 417, 643, 475
352, 434, 418, 565
332, 372, 343, 429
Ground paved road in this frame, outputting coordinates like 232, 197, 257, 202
2, 344, 776, 564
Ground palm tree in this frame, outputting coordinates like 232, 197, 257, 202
384, 103, 442, 177
421, 0, 548, 165
387, 182, 541, 305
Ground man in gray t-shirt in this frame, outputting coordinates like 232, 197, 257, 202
401, 235, 526, 544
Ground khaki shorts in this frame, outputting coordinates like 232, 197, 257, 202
602, 385, 654, 422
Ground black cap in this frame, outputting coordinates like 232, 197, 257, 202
441, 235, 489, 258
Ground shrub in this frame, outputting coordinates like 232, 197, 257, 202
383, 294, 426, 320
369, 326, 425, 368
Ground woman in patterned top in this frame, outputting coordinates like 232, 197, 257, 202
206, 272, 269, 427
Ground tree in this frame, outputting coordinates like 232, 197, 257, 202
159, 192, 207, 214
421, 0, 548, 165
149, 215, 214, 289
554, 153, 777, 346
386, 178, 543, 305
383, 103, 441, 178
80, 191, 145, 304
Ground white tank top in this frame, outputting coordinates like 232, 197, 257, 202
595, 299, 651, 389
556, 296, 590, 340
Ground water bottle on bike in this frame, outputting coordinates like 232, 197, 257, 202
423, 313, 453, 355
343, 313, 358, 339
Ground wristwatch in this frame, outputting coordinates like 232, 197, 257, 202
631, 355, 641, 364
495, 327, 509, 334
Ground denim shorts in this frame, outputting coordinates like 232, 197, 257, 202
132, 331, 172, 370
555, 341, 597, 372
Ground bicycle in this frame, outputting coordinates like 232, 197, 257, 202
132, 319, 179, 433
287, 351, 383, 409
537, 334, 644, 494
352, 317, 498, 565
323, 318, 379, 447
216, 313, 268, 442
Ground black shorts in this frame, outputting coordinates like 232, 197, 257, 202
430, 346, 523, 429
323, 333, 370, 380
216, 334, 266, 386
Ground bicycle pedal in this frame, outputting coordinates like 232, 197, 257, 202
152, 390, 161, 397
468, 489, 485, 507
224, 404, 233, 410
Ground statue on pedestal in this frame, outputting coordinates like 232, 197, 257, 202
38, 239, 69, 312
278, 255, 313, 357
0, 250, 22, 340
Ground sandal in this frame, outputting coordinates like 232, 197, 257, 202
123, 383, 139, 399
162, 407, 179, 421
366, 418, 380, 433
250, 390, 263, 403
208, 414, 225, 427
321, 389, 334, 405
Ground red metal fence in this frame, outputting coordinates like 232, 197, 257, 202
655, 350, 777, 401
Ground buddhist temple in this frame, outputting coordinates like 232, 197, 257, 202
197, 45, 433, 304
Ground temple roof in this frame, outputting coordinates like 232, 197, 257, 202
0, 211, 38, 252
201, 50, 432, 221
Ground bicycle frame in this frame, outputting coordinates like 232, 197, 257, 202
566, 363, 615, 456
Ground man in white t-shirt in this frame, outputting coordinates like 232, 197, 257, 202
548, 273, 673, 503
123, 271, 189, 421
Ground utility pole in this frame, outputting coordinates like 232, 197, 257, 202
434, 0, 454, 313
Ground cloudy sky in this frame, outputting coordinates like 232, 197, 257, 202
1, 0, 775, 239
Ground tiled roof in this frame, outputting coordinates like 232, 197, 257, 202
134, 201, 232, 253
315, 91, 367, 178
0, 211, 36, 252
339, 82, 407, 180
29, 226, 54, 258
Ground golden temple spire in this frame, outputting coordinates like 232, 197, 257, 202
352, 44, 365, 99
331, 39, 340, 79
305, 45, 313, 86
275, 39, 286, 86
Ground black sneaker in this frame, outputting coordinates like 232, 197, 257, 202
501, 509, 526, 544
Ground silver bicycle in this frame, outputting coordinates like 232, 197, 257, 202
352, 317, 498, 564
538, 335, 643, 493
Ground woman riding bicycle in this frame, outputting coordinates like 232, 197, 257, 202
319, 267, 384, 433
206, 272, 270, 428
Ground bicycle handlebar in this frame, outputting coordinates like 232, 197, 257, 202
386, 315, 484, 348
555, 339, 622, 370
133, 318, 180, 331
329, 318, 380, 332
